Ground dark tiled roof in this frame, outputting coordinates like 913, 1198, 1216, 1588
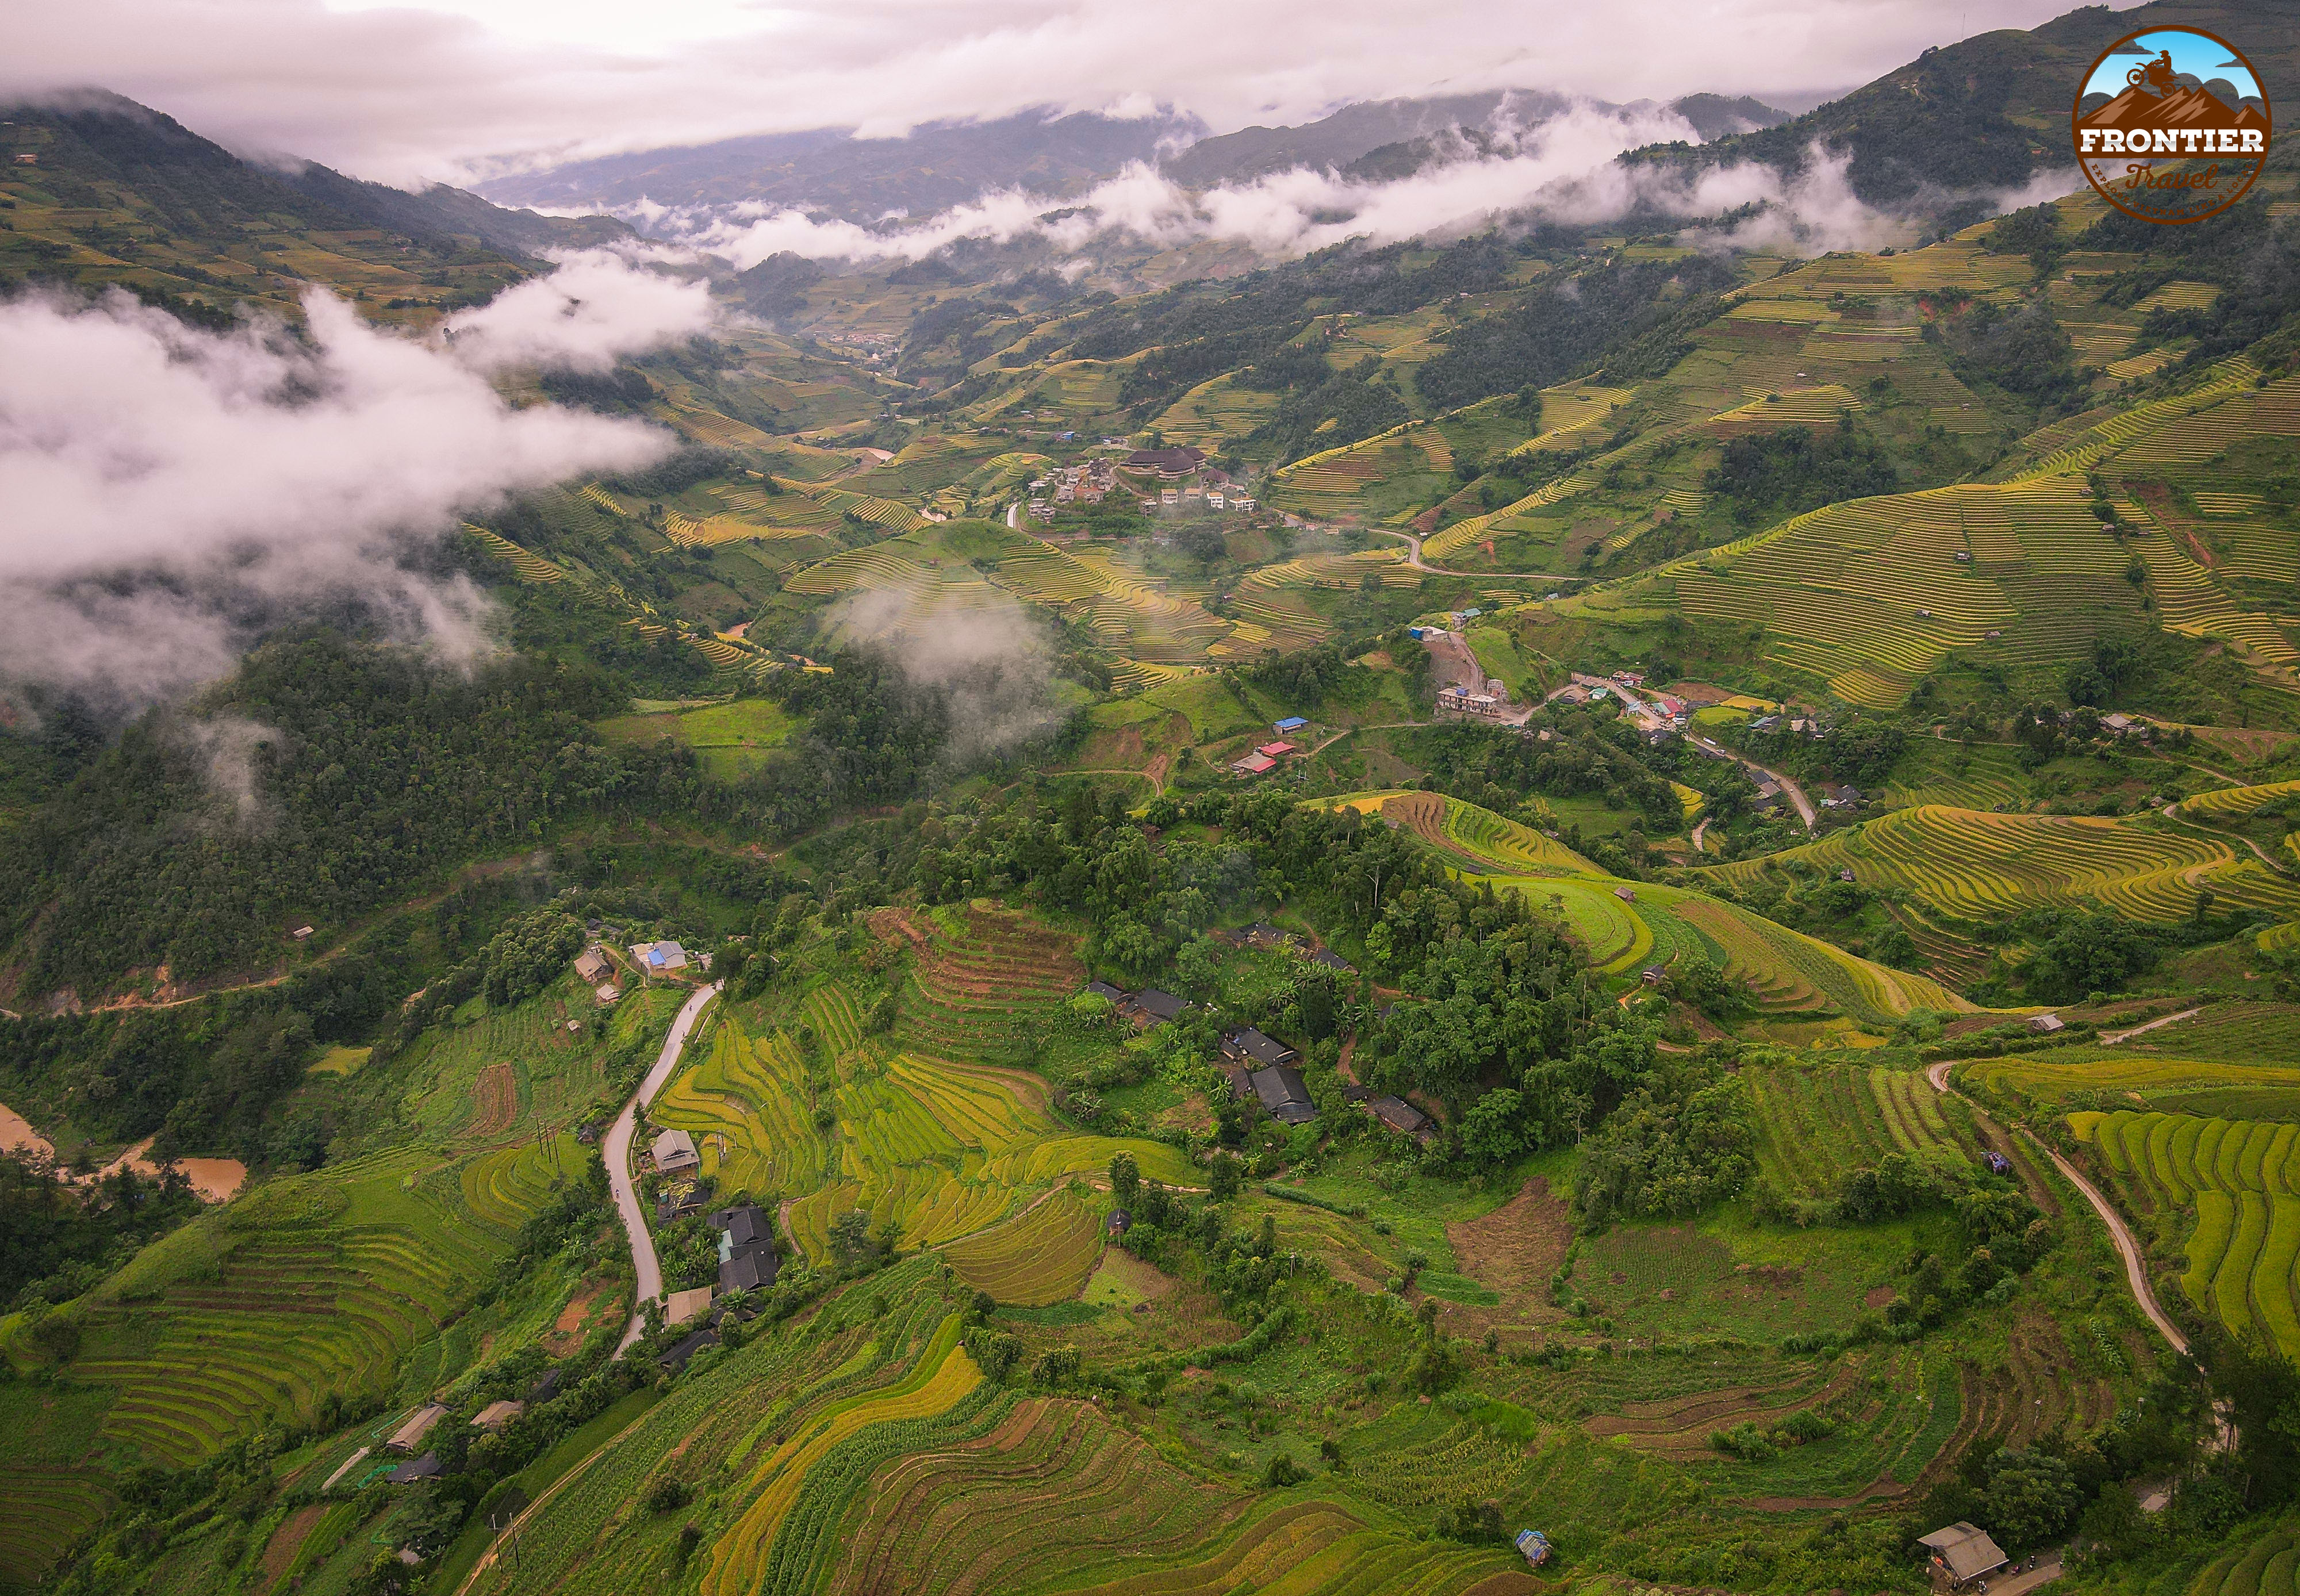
719, 1246, 777, 1294
1084, 980, 1126, 1002
1226, 1027, 1297, 1067
660, 1328, 719, 1371
1134, 988, 1187, 1021
1305, 949, 1355, 972
709, 1205, 772, 1249
1251, 1065, 1315, 1123
1368, 1094, 1429, 1134
1221, 1061, 1255, 1101
387, 1452, 442, 1484
527, 1368, 562, 1403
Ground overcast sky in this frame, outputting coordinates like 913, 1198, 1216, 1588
5, 0, 2087, 187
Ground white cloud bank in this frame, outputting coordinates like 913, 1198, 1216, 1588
0, 254, 709, 705
1, 0, 2075, 186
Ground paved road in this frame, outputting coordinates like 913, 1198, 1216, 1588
608, 981, 722, 1355
1926, 1060, 2189, 1356
1689, 735, 1818, 831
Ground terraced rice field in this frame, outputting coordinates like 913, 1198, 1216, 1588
737, 960, 1192, 1261
1707, 804, 2300, 925
942, 1184, 1106, 1306
1665, 477, 2137, 703
1337, 790, 1600, 877
2183, 1521, 2300, 1596
1966, 1052, 2300, 1124
704, 1315, 984, 1596
652, 1025, 826, 1196
895, 903, 1085, 1062
1747, 1064, 1973, 1202
0, 1467, 111, 1589
819, 1396, 1253, 1595
2073, 1110, 2300, 1356
2180, 779, 2300, 820
1701, 384, 1860, 436
60, 1144, 548, 1468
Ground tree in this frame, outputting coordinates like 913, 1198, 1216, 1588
1456, 1088, 1525, 1171
1983, 1447, 2082, 1551
1207, 1153, 1241, 1202
1108, 1152, 1140, 1211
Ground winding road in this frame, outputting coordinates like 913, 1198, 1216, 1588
1689, 735, 1818, 831
1925, 1059, 2189, 1356
607, 981, 722, 1355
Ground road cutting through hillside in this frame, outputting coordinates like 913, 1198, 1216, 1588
608, 980, 722, 1355
1925, 1059, 2188, 1357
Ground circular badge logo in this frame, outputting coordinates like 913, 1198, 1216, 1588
2072, 26, 2271, 224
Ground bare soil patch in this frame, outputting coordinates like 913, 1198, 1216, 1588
469, 1062, 518, 1138
259, 1503, 327, 1589
545, 1277, 624, 1357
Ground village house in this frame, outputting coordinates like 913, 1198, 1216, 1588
1222, 1027, 1299, 1069
652, 1127, 700, 1175
471, 1401, 524, 1432
630, 939, 689, 975
1917, 1523, 2008, 1589
710, 1203, 780, 1294
1251, 1064, 1317, 1125
1367, 1094, 1431, 1140
1230, 750, 1277, 777
1122, 444, 1207, 479
1133, 988, 1188, 1025
575, 945, 613, 985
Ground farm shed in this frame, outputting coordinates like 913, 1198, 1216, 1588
386, 1403, 447, 1453
1273, 716, 1309, 734
1230, 751, 1277, 776
1220, 1060, 1255, 1102
665, 1286, 715, 1326
652, 1127, 700, 1174
1367, 1095, 1429, 1137
1613, 887, 1636, 903
471, 1401, 524, 1432
1251, 1065, 1317, 1125
1918, 1523, 2007, 1587
1303, 948, 1355, 973
2028, 1013, 2065, 1034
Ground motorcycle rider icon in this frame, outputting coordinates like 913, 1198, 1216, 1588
2126, 49, 2178, 93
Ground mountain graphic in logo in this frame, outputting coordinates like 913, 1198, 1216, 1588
2072, 26, 2271, 225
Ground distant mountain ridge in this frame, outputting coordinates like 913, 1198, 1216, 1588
477, 90, 1791, 228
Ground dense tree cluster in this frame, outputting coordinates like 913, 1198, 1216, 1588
1703, 416, 1901, 525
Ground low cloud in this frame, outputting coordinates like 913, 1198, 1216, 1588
442, 247, 715, 372
828, 585, 1063, 764
669, 101, 1703, 264
0, 254, 704, 708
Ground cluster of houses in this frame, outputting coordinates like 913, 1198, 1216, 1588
568, 935, 710, 1006
1025, 444, 1257, 521
1230, 717, 1310, 777
657, 1203, 781, 1371
1435, 681, 1516, 722
375, 1365, 563, 1484
1214, 1025, 1433, 1143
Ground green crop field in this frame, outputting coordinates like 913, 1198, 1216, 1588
942, 1183, 1106, 1306
2182, 1520, 2300, 1596
2075, 1110, 2300, 1357
1706, 804, 2300, 926
1747, 1063, 1976, 1202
